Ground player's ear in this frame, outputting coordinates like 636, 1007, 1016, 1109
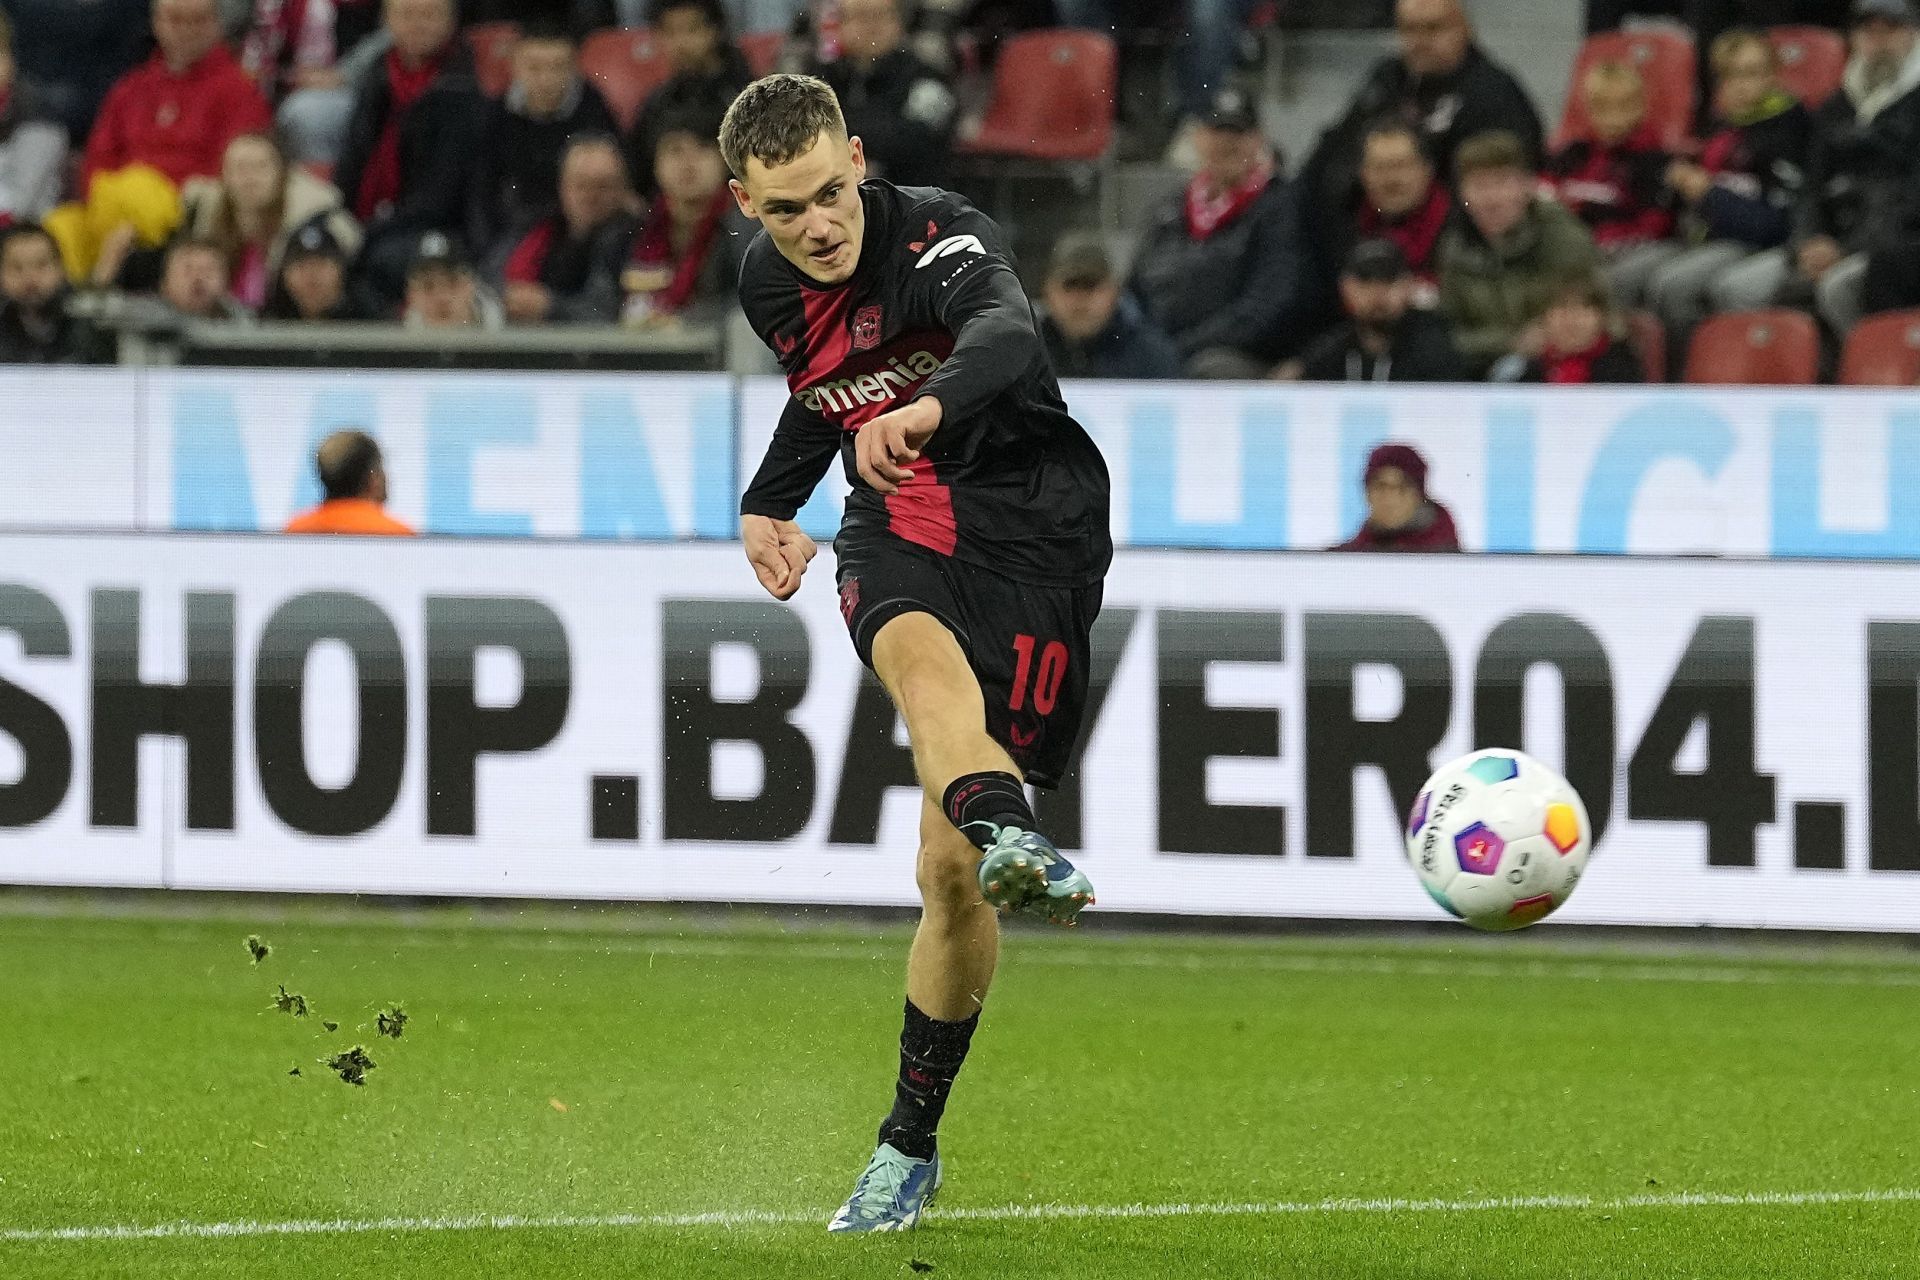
848, 136, 867, 183
728, 177, 759, 222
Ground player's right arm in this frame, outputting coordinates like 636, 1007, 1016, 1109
740, 396, 839, 599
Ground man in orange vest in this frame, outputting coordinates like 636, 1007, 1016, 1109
283, 429, 417, 535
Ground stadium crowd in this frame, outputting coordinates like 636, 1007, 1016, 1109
0, 0, 1913, 384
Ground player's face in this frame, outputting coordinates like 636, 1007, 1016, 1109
732, 131, 868, 285
1366, 466, 1422, 531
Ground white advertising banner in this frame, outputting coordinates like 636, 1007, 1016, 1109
6, 365, 1920, 556
4, 533, 1920, 931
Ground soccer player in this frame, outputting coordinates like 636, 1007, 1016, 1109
721, 74, 1113, 1233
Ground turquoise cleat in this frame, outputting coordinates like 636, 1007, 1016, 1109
827, 1142, 942, 1233
975, 826, 1095, 925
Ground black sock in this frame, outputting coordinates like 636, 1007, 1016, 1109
878, 999, 980, 1161
942, 771, 1037, 852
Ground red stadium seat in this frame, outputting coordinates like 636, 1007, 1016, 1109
580, 28, 676, 132
1626, 308, 1667, 384
1840, 310, 1920, 386
1557, 29, 1696, 151
738, 30, 784, 78
466, 21, 520, 98
1768, 25, 1847, 109
1685, 309, 1820, 385
958, 30, 1117, 162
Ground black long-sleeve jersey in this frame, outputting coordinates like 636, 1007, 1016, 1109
737, 181, 1112, 588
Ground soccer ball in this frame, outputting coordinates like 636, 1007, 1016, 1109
1404, 749, 1592, 931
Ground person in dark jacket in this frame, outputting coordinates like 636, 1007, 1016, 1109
1645, 28, 1813, 356
0, 0, 151, 141
492, 134, 636, 325
1495, 272, 1646, 383
261, 217, 363, 320
334, 0, 486, 315
1129, 86, 1306, 378
0, 222, 111, 362
814, 0, 956, 189
1542, 59, 1678, 307
1716, 0, 1920, 333
619, 108, 747, 326
1301, 0, 1543, 248
1039, 232, 1181, 380
1280, 239, 1467, 383
477, 24, 619, 252
1304, 120, 1452, 320
1333, 442, 1463, 553
624, 0, 751, 198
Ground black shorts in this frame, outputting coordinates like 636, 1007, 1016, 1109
834, 534, 1103, 789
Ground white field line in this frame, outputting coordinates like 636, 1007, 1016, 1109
4, 1187, 1918, 1245
178, 927, 1920, 990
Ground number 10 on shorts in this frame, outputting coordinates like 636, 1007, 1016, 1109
1009, 634, 1069, 715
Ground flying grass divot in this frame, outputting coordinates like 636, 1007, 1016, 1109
324, 1046, 377, 1087
244, 935, 271, 964
376, 1006, 408, 1040
269, 986, 310, 1018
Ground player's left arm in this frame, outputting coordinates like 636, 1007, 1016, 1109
855, 204, 1042, 494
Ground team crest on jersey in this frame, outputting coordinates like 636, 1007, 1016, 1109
851, 305, 883, 351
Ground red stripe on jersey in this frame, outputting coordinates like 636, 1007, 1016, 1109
796, 287, 855, 390
885, 457, 958, 556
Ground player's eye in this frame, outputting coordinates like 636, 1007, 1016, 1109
821, 186, 841, 204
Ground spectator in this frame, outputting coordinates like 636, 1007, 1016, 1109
1439, 130, 1601, 379
621, 111, 747, 325
1542, 60, 1679, 308
494, 135, 636, 325
1302, 0, 1543, 235
625, 0, 752, 198
0, 222, 111, 362
0, 0, 152, 141
158, 234, 250, 320
1038, 232, 1181, 380
284, 428, 416, 534
478, 23, 618, 248
241, 0, 388, 165
1332, 442, 1462, 552
177, 132, 360, 312
1495, 272, 1646, 383
1644, 29, 1811, 355
262, 218, 361, 319
83, 0, 273, 190
813, 0, 955, 188
1310, 119, 1452, 311
1714, 0, 1920, 334
0, 12, 66, 223
1129, 86, 1305, 378
1279, 239, 1466, 383
1051, 0, 1259, 146
403, 229, 503, 328
335, 0, 486, 315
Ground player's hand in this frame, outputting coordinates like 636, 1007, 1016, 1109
741, 514, 817, 600
856, 397, 943, 495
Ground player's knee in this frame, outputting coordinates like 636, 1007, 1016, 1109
915, 835, 980, 915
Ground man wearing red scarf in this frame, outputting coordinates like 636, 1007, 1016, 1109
495, 136, 637, 325
332, 0, 483, 313
620, 112, 743, 326
1127, 86, 1306, 377
1352, 120, 1451, 303
84, 0, 271, 188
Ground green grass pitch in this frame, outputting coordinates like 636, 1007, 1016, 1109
2, 898, 1918, 1278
